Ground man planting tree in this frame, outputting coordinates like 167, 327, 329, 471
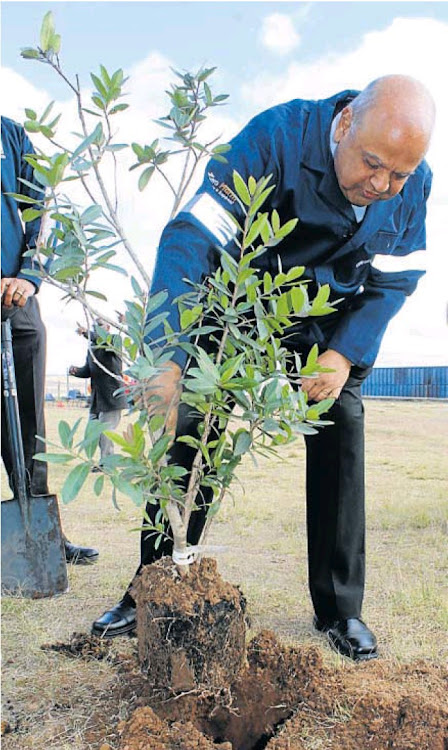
93, 75, 435, 662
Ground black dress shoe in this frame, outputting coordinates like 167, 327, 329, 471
91, 599, 137, 638
314, 616, 378, 661
64, 540, 99, 565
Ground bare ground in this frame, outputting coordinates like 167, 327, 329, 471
1, 399, 448, 749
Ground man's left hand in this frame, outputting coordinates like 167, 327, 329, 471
1, 278, 35, 308
301, 349, 352, 402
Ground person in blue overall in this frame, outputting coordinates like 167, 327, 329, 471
93, 75, 435, 659
1, 116, 99, 565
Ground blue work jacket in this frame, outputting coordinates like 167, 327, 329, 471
1, 116, 44, 289
149, 91, 432, 368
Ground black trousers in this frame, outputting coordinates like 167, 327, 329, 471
126, 345, 372, 621
1, 297, 49, 496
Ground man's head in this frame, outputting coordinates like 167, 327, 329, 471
333, 75, 435, 207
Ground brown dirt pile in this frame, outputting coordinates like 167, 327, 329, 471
115, 630, 448, 750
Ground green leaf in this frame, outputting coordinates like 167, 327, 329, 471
149, 434, 172, 464
91, 72, 108, 99
93, 475, 105, 496
275, 218, 299, 240
100, 64, 111, 86
40, 11, 55, 53
248, 186, 275, 217
61, 463, 90, 504
109, 103, 129, 115
310, 284, 331, 313
58, 420, 72, 448
233, 429, 252, 456
263, 272, 273, 294
232, 170, 251, 206
71, 123, 103, 161
290, 286, 306, 314
212, 143, 231, 155
33, 452, 74, 464
24, 120, 40, 133
81, 204, 103, 224
21, 48, 40, 60
39, 100, 54, 124
286, 266, 305, 282
244, 212, 268, 248
22, 208, 42, 222
25, 108, 37, 120
6, 193, 40, 205
138, 166, 155, 191
51, 33, 61, 54
307, 398, 334, 416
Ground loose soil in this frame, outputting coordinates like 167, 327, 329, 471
5, 557, 446, 750
20, 626, 446, 750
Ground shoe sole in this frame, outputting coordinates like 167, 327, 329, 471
91, 623, 136, 638
328, 634, 378, 662
66, 554, 99, 565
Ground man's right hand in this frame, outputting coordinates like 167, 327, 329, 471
136, 361, 182, 435
68, 366, 77, 376
1, 278, 35, 308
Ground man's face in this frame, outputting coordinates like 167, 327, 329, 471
333, 107, 427, 207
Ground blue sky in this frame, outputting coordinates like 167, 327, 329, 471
3, 2, 448, 115
2, 2, 448, 372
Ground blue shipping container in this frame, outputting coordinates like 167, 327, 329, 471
362, 366, 448, 399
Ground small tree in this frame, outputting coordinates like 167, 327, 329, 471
20, 13, 336, 573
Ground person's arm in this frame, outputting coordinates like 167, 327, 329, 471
17, 128, 46, 290
69, 359, 91, 378
146, 110, 282, 370
328, 170, 432, 370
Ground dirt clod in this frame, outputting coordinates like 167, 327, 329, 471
40, 631, 114, 660
132, 558, 247, 691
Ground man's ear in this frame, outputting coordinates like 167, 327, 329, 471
334, 106, 353, 143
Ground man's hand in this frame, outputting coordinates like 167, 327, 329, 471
1, 278, 35, 308
76, 323, 88, 337
301, 349, 352, 402
68, 366, 78, 376
136, 361, 182, 435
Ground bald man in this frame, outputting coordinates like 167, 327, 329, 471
93, 76, 434, 660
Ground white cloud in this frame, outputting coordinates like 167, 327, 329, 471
242, 16, 448, 365
3, 17, 448, 372
259, 13, 301, 56
1, 53, 240, 374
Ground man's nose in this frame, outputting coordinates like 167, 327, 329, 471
370, 171, 390, 194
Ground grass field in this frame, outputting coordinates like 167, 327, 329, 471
1, 399, 448, 749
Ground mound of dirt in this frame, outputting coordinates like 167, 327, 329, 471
115, 630, 448, 750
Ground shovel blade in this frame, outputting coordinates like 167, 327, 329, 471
1, 494, 69, 598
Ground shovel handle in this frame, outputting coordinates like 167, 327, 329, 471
1, 320, 29, 509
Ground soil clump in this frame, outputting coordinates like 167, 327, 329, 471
131, 557, 247, 692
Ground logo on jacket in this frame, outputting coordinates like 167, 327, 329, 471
208, 171, 237, 205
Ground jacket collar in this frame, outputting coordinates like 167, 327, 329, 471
301, 90, 359, 173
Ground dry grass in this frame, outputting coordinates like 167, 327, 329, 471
1, 399, 448, 748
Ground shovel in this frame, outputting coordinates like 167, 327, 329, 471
1, 319, 69, 598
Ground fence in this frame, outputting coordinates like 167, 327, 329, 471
362, 366, 448, 399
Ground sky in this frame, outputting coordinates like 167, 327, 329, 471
2, 0, 448, 375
